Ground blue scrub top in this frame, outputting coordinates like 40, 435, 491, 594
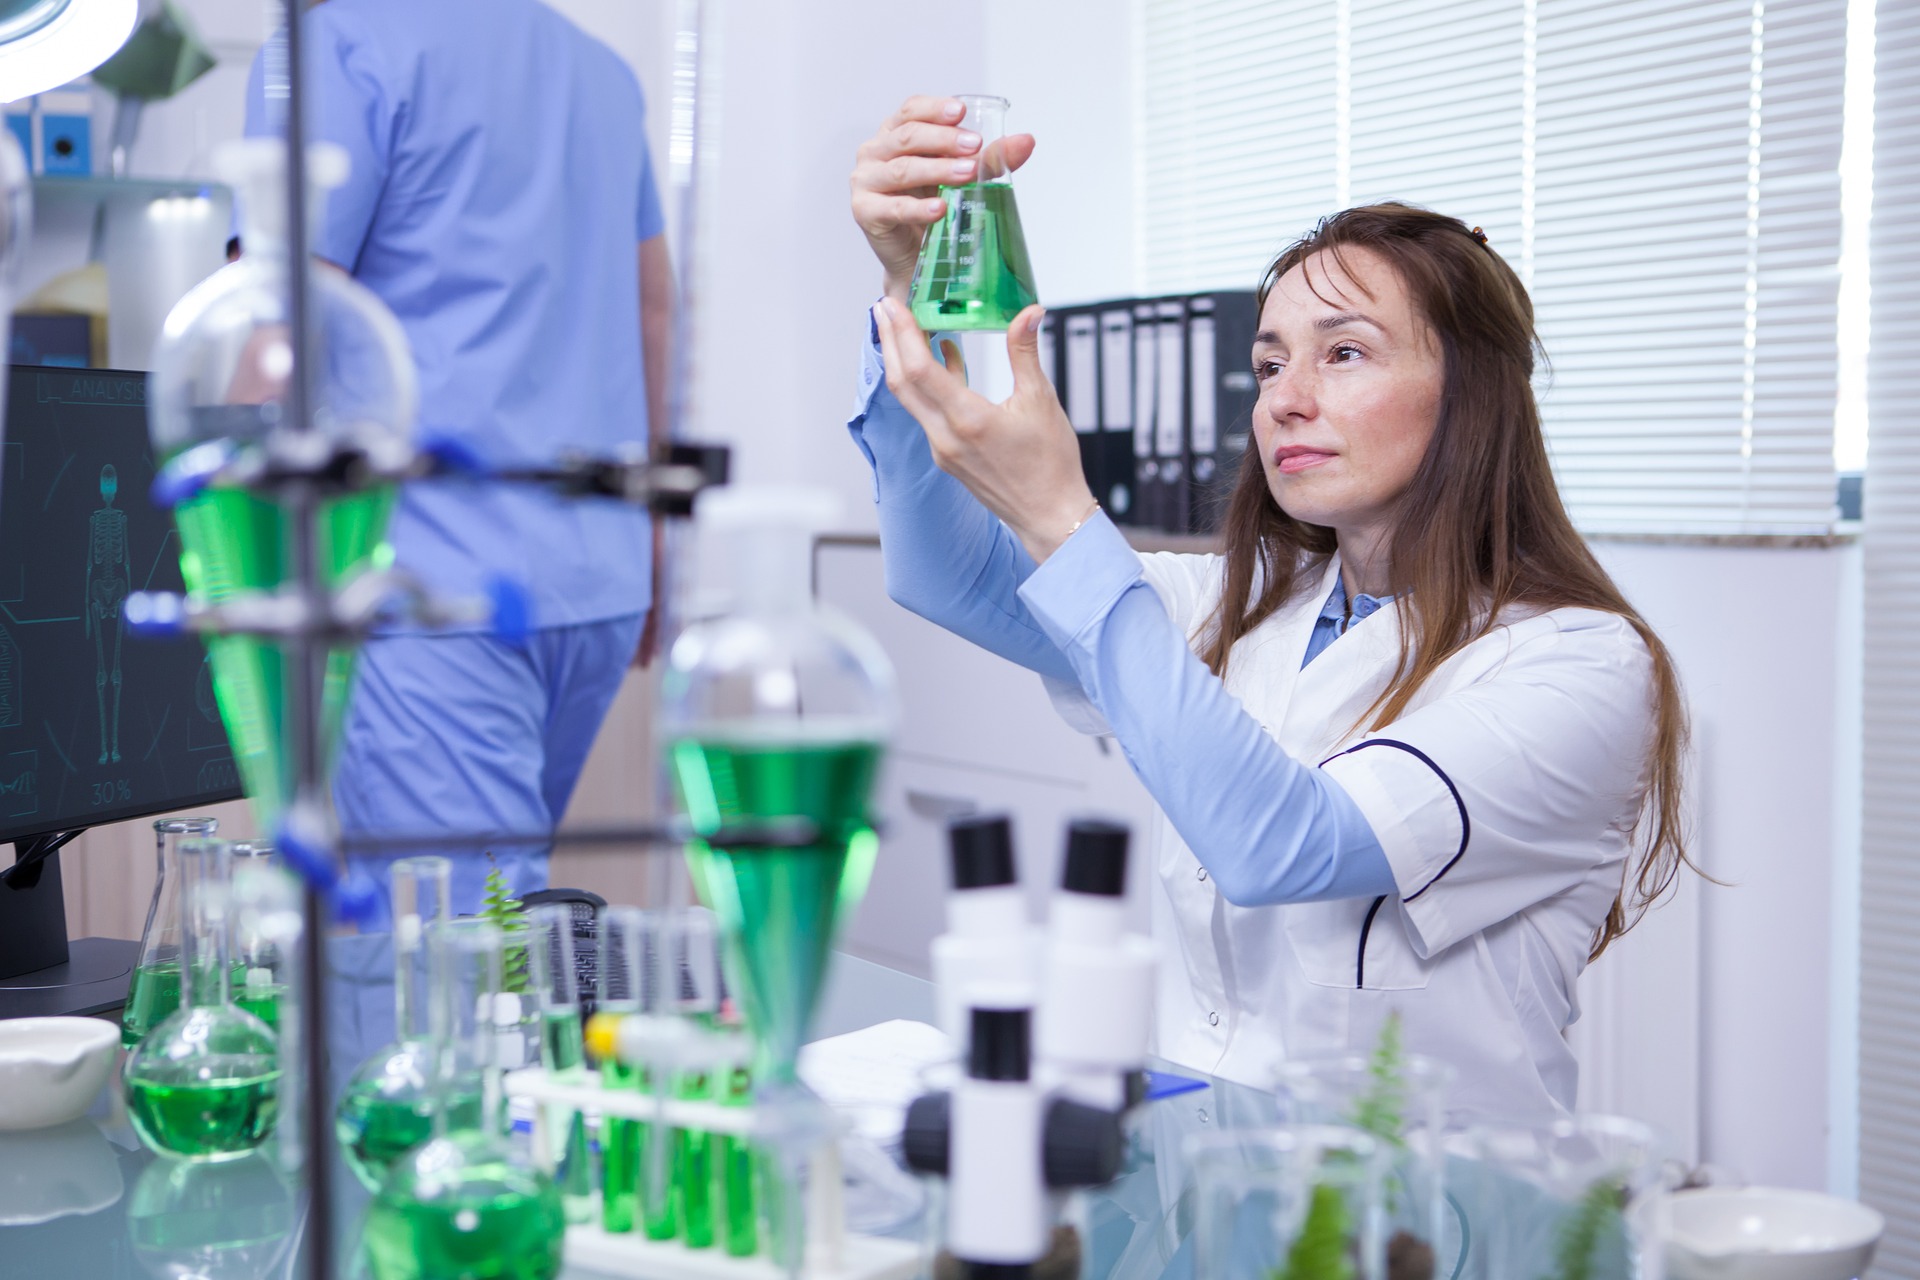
245, 0, 665, 630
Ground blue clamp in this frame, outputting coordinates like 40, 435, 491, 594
275, 822, 381, 926
123, 592, 189, 638
419, 433, 488, 478
150, 440, 236, 509
488, 576, 533, 648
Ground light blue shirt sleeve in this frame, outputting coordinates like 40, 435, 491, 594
847, 328, 1396, 906
636, 104, 664, 242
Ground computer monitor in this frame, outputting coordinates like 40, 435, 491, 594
0, 365, 243, 986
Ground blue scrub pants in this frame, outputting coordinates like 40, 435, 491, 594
325, 613, 645, 1097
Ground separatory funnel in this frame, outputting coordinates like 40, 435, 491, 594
660, 485, 897, 1270
147, 137, 416, 834
124, 815, 220, 1048
124, 838, 281, 1161
908, 94, 1039, 331
362, 918, 565, 1280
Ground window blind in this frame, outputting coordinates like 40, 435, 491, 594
1138, 0, 1844, 536
1860, 0, 1920, 1265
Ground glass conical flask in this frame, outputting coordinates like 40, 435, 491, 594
148, 137, 417, 835
363, 918, 566, 1280
908, 94, 1039, 332
125, 816, 220, 1048
335, 856, 482, 1192
661, 486, 897, 1087
125, 838, 281, 1161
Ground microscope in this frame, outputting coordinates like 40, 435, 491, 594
907, 816, 1154, 1277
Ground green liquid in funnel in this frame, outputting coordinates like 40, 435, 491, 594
173, 485, 393, 829
909, 183, 1039, 332
671, 737, 882, 1081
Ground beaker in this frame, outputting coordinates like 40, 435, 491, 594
1457, 1114, 1669, 1280
908, 94, 1039, 332
147, 137, 416, 835
335, 856, 479, 1192
125, 839, 281, 1161
362, 918, 565, 1280
124, 816, 220, 1048
1276, 1043, 1458, 1273
528, 902, 594, 1223
1187, 1125, 1388, 1280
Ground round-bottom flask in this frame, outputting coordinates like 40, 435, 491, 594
336, 857, 482, 1191
125, 839, 280, 1162
362, 918, 564, 1280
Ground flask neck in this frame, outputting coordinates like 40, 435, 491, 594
176, 841, 234, 1011
727, 527, 814, 615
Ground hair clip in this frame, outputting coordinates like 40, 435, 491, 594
1469, 226, 1490, 246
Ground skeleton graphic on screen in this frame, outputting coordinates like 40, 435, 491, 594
84, 464, 128, 764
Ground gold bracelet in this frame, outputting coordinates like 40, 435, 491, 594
1064, 498, 1101, 540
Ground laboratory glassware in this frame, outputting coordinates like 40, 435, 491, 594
362, 918, 565, 1280
334, 856, 480, 1191
1460, 1113, 1669, 1280
125, 838, 281, 1161
124, 815, 220, 1048
668, 907, 723, 1248
1277, 1043, 1458, 1271
126, 1151, 295, 1280
227, 841, 287, 1032
662, 484, 896, 1271
147, 136, 416, 834
528, 902, 594, 1223
1187, 1125, 1389, 1280
908, 94, 1039, 331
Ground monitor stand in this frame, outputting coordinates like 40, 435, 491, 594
0, 834, 137, 1020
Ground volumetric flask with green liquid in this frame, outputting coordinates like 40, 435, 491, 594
125, 838, 281, 1161
909, 94, 1039, 331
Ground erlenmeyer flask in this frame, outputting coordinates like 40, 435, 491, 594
147, 137, 416, 836
908, 94, 1039, 331
335, 857, 481, 1192
125, 839, 281, 1161
124, 816, 220, 1049
660, 486, 897, 1088
363, 918, 565, 1280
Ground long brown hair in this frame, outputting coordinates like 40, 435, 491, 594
1198, 203, 1693, 961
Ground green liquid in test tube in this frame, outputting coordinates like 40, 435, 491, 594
670, 908, 723, 1250
530, 907, 595, 1225
715, 1035, 758, 1257
908, 94, 1039, 332
674, 1061, 717, 1248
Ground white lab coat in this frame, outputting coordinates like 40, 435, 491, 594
1044, 550, 1656, 1124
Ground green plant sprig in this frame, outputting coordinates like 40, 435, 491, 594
1544, 1176, 1626, 1280
480, 854, 530, 996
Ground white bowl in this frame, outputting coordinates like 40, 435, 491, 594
1664, 1186, 1883, 1280
0, 1017, 120, 1131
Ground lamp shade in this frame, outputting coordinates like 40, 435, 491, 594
0, 0, 138, 105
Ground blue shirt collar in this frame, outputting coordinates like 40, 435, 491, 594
1320, 575, 1391, 627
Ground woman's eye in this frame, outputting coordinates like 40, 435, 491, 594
1329, 343, 1363, 363
1254, 359, 1284, 382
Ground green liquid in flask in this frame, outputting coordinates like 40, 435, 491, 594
173, 484, 393, 829
127, 1064, 281, 1160
336, 1083, 486, 1191
235, 982, 285, 1032
672, 737, 883, 1080
122, 960, 184, 1048
364, 1157, 566, 1280
909, 183, 1039, 332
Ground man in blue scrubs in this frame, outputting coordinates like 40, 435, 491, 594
246, 0, 669, 1077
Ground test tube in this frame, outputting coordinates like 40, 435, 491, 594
672, 908, 723, 1249
528, 904, 594, 1223
713, 1028, 759, 1257
597, 906, 645, 1235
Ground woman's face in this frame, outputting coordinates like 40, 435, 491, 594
1250, 246, 1444, 539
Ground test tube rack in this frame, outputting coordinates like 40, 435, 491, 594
504, 1067, 921, 1280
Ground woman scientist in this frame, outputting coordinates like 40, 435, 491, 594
844, 97, 1691, 1123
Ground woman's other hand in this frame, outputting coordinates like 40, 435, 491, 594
873, 297, 1095, 563
851, 96, 1036, 304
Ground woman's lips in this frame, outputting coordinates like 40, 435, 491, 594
1275, 449, 1337, 475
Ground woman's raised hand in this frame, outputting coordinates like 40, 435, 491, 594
872, 297, 1095, 565
851, 96, 1036, 303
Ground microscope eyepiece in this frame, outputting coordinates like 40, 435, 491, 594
1061, 819, 1129, 898
949, 813, 1018, 890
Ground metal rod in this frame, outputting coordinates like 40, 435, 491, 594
279, 2, 337, 1276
